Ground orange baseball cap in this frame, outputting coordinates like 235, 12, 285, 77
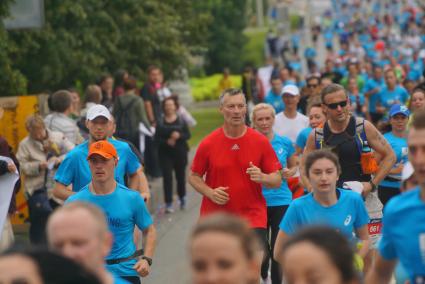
87, 140, 118, 160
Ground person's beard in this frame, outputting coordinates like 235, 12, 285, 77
91, 134, 107, 142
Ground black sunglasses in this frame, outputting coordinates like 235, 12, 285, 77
325, 100, 348, 109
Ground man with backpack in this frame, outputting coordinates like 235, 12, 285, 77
113, 76, 151, 150
302, 84, 396, 268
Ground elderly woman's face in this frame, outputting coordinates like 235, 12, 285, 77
29, 125, 47, 142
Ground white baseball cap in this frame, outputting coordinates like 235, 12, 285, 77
86, 104, 112, 121
281, 84, 300, 96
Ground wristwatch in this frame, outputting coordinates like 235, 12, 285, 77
369, 181, 377, 192
141, 256, 153, 266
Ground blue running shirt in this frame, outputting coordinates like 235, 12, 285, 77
279, 189, 369, 242
67, 183, 153, 277
55, 139, 141, 192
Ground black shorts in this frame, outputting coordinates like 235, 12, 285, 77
253, 228, 268, 251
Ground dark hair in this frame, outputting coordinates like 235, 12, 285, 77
305, 149, 341, 178
411, 109, 425, 130
320, 83, 347, 104
97, 74, 112, 85
270, 76, 282, 83
1, 247, 101, 284
161, 95, 179, 112
190, 213, 259, 260
51, 90, 72, 113
123, 76, 137, 91
113, 69, 128, 88
147, 65, 161, 74
281, 226, 358, 283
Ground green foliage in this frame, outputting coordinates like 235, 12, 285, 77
2, 0, 211, 94
242, 28, 267, 67
0, 1, 27, 96
0, 0, 250, 96
188, 107, 223, 147
200, 0, 249, 74
190, 74, 241, 102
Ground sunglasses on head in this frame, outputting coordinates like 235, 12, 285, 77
325, 100, 348, 109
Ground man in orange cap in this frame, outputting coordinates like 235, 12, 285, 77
66, 140, 156, 284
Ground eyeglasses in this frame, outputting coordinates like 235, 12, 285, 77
307, 84, 318, 88
325, 100, 348, 109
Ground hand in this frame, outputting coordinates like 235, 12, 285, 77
246, 162, 264, 183
360, 182, 372, 197
141, 191, 151, 203
133, 258, 150, 277
39, 161, 48, 170
281, 167, 293, 179
170, 131, 180, 140
166, 138, 176, 147
7, 163, 16, 173
48, 156, 61, 167
207, 187, 229, 205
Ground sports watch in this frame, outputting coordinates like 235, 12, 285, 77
141, 256, 153, 266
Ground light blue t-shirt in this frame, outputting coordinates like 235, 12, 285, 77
363, 77, 385, 113
279, 189, 369, 242
67, 183, 153, 277
113, 274, 131, 284
55, 139, 141, 192
378, 85, 409, 111
378, 187, 425, 283
380, 132, 408, 188
295, 127, 312, 151
264, 91, 285, 114
262, 134, 295, 206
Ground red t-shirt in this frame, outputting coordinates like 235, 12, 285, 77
191, 127, 282, 228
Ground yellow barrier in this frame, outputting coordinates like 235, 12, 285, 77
0, 95, 49, 225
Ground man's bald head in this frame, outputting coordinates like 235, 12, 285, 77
46, 202, 112, 274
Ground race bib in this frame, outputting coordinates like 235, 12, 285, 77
368, 218, 382, 236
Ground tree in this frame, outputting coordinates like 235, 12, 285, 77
201, 0, 248, 74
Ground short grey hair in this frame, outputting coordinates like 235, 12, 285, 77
219, 88, 246, 106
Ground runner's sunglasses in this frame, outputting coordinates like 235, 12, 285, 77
325, 100, 348, 109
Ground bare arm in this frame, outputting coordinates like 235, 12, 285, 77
300, 132, 316, 192
273, 230, 289, 262
364, 121, 396, 191
365, 253, 397, 284
142, 224, 156, 258
188, 172, 229, 205
134, 224, 157, 277
246, 161, 281, 188
52, 182, 74, 201
144, 101, 155, 126
138, 167, 151, 203
128, 171, 140, 191
281, 154, 298, 179
355, 225, 371, 259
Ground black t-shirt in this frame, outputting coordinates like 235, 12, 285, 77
140, 83, 162, 123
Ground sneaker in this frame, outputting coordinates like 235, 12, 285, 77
165, 204, 174, 214
179, 197, 186, 210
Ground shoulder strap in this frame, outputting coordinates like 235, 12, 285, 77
314, 127, 324, 149
354, 117, 368, 153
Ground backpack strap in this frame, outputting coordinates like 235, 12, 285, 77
354, 117, 369, 153
314, 127, 324, 149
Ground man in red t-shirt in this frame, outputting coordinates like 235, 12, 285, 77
189, 88, 282, 241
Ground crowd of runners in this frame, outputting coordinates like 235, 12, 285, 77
1, 0, 425, 283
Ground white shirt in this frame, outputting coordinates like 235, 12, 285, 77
273, 111, 309, 144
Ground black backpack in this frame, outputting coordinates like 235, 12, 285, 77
114, 97, 138, 144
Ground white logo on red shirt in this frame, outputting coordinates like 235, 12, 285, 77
231, 144, 240, 150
